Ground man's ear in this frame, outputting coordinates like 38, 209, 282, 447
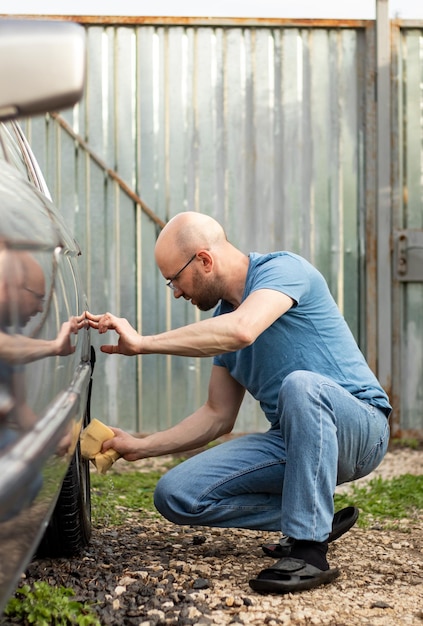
197, 250, 213, 273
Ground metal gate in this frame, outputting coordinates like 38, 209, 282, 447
391, 23, 423, 438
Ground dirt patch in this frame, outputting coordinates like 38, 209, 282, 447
3, 448, 423, 626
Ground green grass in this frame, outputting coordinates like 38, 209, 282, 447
390, 437, 421, 450
90, 456, 186, 527
335, 473, 423, 528
90, 470, 164, 527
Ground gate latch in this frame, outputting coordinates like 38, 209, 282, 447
394, 229, 423, 282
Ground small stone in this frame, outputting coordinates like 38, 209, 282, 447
161, 601, 175, 609
187, 606, 203, 619
371, 600, 393, 609
147, 609, 165, 620
195, 564, 212, 577
193, 577, 210, 589
119, 575, 137, 586
193, 535, 207, 545
133, 570, 149, 581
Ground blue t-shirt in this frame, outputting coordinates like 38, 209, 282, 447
213, 252, 391, 425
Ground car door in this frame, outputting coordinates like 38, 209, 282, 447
0, 120, 92, 608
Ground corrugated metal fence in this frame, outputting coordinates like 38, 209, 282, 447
20, 17, 423, 437
392, 24, 423, 437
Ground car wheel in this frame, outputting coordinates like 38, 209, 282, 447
36, 441, 91, 558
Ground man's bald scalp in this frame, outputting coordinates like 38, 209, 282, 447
156, 212, 227, 256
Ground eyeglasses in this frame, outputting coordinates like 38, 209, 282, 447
166, 253, 197, 290
21, 285, 45, 304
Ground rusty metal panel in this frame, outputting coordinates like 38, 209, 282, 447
21, 22, 373, 434
391, 27, 423, 437
376, 0, 393, 403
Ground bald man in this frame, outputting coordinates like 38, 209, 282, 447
86, 211, 391, 594
0, 250, 79, 365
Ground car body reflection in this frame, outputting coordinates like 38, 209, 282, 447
0, 54, 92, 613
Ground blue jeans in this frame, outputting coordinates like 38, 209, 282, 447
154, 371, 390, 542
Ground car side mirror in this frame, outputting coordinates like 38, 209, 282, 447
0, 19, 86, 120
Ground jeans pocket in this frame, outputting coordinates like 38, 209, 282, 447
353, 417, 390, 481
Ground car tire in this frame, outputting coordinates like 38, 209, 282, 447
36, 441, 91, 558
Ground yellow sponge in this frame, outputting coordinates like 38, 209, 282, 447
92, 448, 121, 474
80, 418, 121, 474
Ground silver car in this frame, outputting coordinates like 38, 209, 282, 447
0, 20, 92, 613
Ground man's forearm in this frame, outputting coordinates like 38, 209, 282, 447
132, 407, 235, 459
0, 333, 59, 364
141, 316, 249, 357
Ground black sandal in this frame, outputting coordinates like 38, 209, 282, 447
249, 557, 340, 594
262, 506, 359, 558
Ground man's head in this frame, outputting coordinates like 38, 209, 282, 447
0, 250, 45, 327
155, 212, 229, 311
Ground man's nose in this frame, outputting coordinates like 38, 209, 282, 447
173, 287, 183, 299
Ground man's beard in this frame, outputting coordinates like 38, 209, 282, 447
192, 269, 222, 311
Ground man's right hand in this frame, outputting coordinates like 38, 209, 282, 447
85, 311, 142, 356
101, 427, 145, 461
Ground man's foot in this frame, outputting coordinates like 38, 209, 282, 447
289, 539, 329, 571
249, 557, 340, 594
261, 506, 359, 558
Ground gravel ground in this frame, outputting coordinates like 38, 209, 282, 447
4, 447, 423, 626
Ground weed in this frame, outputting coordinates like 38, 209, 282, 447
335, 473, 423, 527
91, 470, 164, 527
4, 581, 100, 626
